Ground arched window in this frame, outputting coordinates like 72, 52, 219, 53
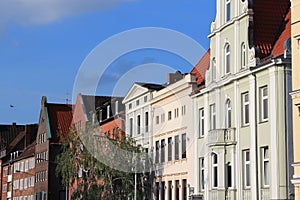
241, 42, 246, 68
225, 99, 232, 128
212, 153, 218, 188
225, 0, 231, 22
212, 58, 216, 81
225, 44, 231, 74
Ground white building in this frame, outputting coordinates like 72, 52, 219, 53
151, 73, 197, 200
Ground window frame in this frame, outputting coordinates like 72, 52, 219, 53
241, 42, 246, 68
225, 43, 231, 75
225, 0, 231, 22
168, 137, 172, 161
182, 133, 187, 159
242, 92, 250, 126
225, 99, 232, 128
261, 146, 270, 187
260, 86, 269, 122
199, 108, 205, 137
210, 104, 216, 130
243, 150, 251, 189
211, 153, 218, 189
199, 157, 205, 191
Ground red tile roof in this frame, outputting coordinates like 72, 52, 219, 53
190, 49, 210, 86
271, 9, 291, 58
252, 0, 290, 58
47, 103, 73, 140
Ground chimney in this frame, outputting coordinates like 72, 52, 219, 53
167, 71, 184, 85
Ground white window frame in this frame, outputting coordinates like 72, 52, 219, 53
243, 150, 251, 188
242, 92, 250, 126
115, 101, 119, 114
225, 0, 231, 22
107, 105, 110, 119
241, 42, 246, 68
211, 153, 218, 189
225, 99, 232, 128
199, 108, 205, 137
200, 158, 205, 191
260, 86, 268, 122
225, 43, 231, 74
210, 104, 216, 130
261, 146, 269, 187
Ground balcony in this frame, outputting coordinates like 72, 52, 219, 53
207, 128, 236, 146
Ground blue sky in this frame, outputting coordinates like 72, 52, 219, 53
0, 0, 216, 124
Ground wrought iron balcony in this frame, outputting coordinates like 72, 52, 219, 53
207, 128, 236, 146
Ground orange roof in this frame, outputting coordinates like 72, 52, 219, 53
190, 49, 210, 86
252, 0, 290, 58
47, 103, 73, 140
271, 9, 291, 58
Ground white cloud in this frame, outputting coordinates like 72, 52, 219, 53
0, 0, 135, 27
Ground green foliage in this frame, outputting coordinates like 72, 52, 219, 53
56, 123, 151, 200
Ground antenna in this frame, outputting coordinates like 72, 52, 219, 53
66, 91, 70, 105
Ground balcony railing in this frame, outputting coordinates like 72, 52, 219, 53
242, 190, 251, 200
209, 190, 218, 200
261, 188, 270, 200
207, 128, 236, 146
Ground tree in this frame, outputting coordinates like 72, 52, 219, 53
56, 124, 151, 200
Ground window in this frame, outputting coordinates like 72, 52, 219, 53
225, 44, 231, 74
168, 137, 172, 161
226, 162, 232, 188
107, 105, 110, 119
243, 150, 251, 188
162, 181, 165, 200
212, 153, 218, 188
175, 180, 180, 199
115, 101, 119, 114
20, 162, 24, 172
242, 93, 250, 126
25, 160, 29, 172
174, 108, 179, 118
155, 141, 160, 163
182, 105, 186, 115
161, 113, 165, 123
20, 179, 23, 190
137, 115, 141, 134
136, 100, 140, 106
78, 166, 83, 178
129, 118, 133, 136
24, 178, 28, 189
144, 96, 148, 102
261, 147, 269, 187
182, 179, 187, 200
260, 87, 268, 121
145, 112, 149, 132
168, 111, 172, 120
168, 181, 172, 199
161, 139, 165, 163
241, 43, 246, 68
199, 108, 205, 137
200, 158, 205, 191
210, 104, 216, 130
212, 58, 216, 81
225, 99, 232, 128
182, 133, 187, 159
129, 103, 132, 110
225, 0, 231, 22
3, 184, 7, 192
156, 116, 160, 125
175, 135, 179, 160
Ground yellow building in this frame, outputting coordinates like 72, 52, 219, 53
291, 0, 300, 199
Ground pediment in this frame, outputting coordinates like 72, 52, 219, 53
122, 83, 149, 103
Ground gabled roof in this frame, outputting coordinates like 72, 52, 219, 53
251, 0, 290, 58
271, 9, 291, 58
190, 49, 211, 86
46, 103, 73, 140
135, 82, 165, 91
122, 82, 164, 104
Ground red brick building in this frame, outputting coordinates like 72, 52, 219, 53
35, 96, 72, 200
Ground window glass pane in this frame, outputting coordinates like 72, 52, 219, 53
161, 139, 165, 163
175, 136, 179, 160
246, 165, 250, 186
182, 134, 187, 159
168, 137, 172, 161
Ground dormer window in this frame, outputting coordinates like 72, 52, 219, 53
115, 101, 119, 114
225, 43, 231, 74
107, 105, 110, 119
225, 0, 231, 22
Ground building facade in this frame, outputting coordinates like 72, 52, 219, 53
192, 0, 292, 200
123, 83, 164, 150
151, 73, 197, 200
291, 0, 300, 199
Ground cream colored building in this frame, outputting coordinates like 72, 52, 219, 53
291, 0, 300, 199
192, 0, 293, 200
151, 73, 197, 200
